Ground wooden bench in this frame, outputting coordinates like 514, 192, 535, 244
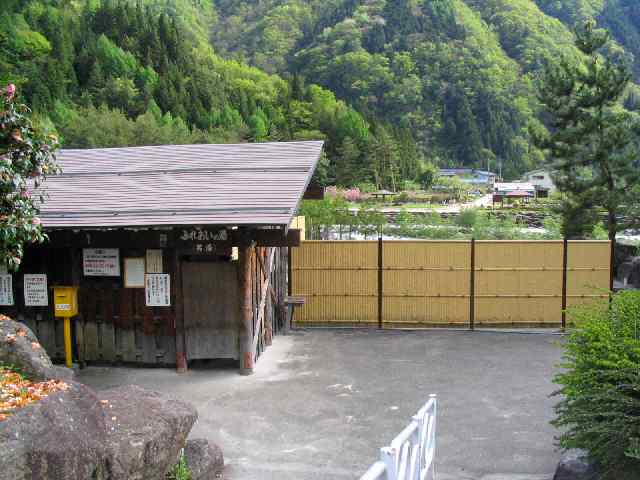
283, 296, 305, 332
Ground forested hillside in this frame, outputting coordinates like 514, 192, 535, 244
2, 0, 640, 188
213, 0, 640, 180
1, 0, 409, 186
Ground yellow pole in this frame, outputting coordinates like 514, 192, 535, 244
63, 317, 73, 368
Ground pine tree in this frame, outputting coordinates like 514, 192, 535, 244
535, 21, 640, 241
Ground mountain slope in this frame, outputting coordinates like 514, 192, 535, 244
212, 0, 640, 179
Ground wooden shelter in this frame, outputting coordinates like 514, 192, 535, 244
0, 141, 323, 374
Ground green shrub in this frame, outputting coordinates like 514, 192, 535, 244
553, 291, 640, 479
167, 450, 191, 480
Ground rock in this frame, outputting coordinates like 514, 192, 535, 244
0, 317, 73, 381
184, 439, 224, 480
0, 382, 198, 480
100, 385, 198, 480
554, 449, 599, 480
618, 256, 640, 288
0, 381, 109, 480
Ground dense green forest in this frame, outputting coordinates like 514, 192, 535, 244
2, 0, 640, 187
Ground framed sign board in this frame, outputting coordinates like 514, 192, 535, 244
0, 274, 13, 306
124, 258, 145, 288
24, 274, 48, 306
145, 274, 171, 306
83, 248, 120, 276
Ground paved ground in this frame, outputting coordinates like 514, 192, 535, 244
78, 329, 563, 480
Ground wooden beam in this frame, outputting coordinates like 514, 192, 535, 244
238, 235, 255, 375
251, 248, 276, 358
173, 250, 188, 373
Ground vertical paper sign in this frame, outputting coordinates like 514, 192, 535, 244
83, 248, 120, 276
145, 274, 171, 306
146, 249, 163, 273
0, 274, 13, 306
24, 274, 48, 306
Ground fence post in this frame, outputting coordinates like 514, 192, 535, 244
469, 238, 475, 331
378, 236, 383, 329
287, 247, 293, 297
561, 237, 568, 331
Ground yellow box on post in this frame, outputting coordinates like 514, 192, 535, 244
53, 286, 79, 368
53, 286, 78, 318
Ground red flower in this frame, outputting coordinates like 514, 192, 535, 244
5, 84, 15, 99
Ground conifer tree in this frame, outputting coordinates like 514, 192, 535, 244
535, 21, 640, 241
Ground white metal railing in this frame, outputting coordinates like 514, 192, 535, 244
360, 395, 437, 480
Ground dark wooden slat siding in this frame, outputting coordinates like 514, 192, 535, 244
37, 141, 323, 229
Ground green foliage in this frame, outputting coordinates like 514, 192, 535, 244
553, 291, 640, 479
167, 450, 191, 480
535, 20, 640, 240
0, 84, 59, 271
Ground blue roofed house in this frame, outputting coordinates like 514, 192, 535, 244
438, 168, 497, 186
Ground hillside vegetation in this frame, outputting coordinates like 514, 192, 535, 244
2, 0, 640, 187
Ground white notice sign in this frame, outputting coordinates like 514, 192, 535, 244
83, 248, 120, 276
145, 274, 171, 306
0, 275, 13, 306
24, 274, 48, 306
146, 249, 163, 273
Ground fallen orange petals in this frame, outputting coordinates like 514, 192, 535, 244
0, 367, 69, 421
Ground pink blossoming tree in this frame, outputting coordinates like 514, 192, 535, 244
0, 84, 59, 270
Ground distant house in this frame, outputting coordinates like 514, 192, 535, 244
438, 168, 497, 186
521, 169, 556, 197
493, 182, 536, 204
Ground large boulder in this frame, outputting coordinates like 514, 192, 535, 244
100, 385, 198, 480
553, 449, 599, 480
618, 256, 640, 288
184, 439, 224, 480
0, 316, 73, 381
0, 382, 109, 480
0, 382, 198, 480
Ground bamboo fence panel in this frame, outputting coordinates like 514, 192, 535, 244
475, 241, 564, 326
383, 241, 470, 326
292, 241, 378, 324
292, 240, 611, 327
566, 240, 611, 309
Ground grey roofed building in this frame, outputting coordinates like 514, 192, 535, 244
38, 141, 324, 229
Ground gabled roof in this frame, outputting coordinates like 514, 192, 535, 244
38, 141, 323, 229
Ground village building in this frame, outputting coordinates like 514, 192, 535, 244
492, 181, 536, 205
521, 168, 556, 197
438, 168, 497, 186
0, 141, 323, 375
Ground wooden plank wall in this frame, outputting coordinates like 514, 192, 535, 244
291, 240, 611, 327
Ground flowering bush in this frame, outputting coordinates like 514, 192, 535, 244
0, 84, 59, 270
341, 187, 361, 202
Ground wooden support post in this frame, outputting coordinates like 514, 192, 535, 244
287, 247, 293, 297
378, 236, 383, 329
174, 250, 188, 373
609, 239, 615, 293
469, 238, 476, 331
70, 248, 84, 368
561, 237, 568, 331
238, 239, 254, 375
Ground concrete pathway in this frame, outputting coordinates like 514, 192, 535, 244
78, 329, 563, 480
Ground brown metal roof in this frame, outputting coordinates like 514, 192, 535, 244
38, 141, 323, 229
